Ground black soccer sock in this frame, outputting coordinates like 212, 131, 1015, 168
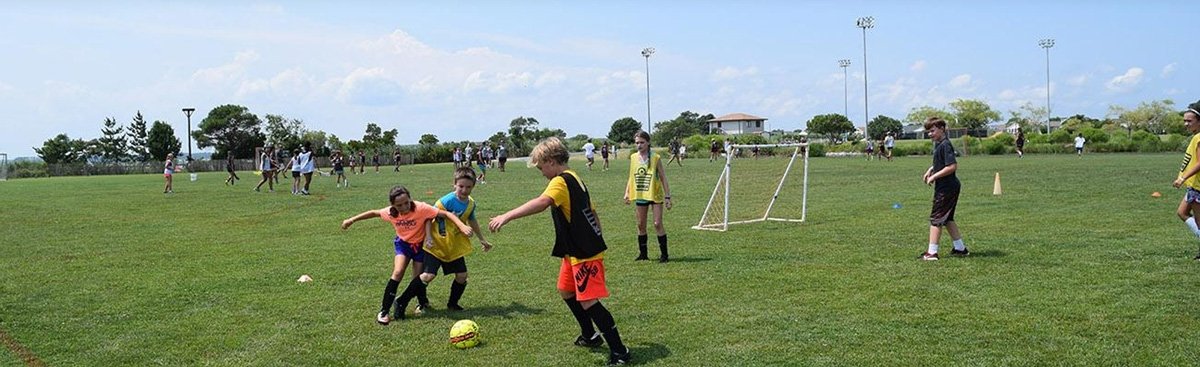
448, 280, 467, 309
657, 235, 669, 259
637, 235, 648, 258
395, 277, 426, 317
380, 278, 400, 314
417, 279, 431, 306
585, 301, 627, 354
563, 297, 596, 337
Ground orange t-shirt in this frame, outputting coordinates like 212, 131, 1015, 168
378, 201, 439, 245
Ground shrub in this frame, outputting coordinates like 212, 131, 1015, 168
1080, 127, 1109, 144
1048, 129, 1073, 144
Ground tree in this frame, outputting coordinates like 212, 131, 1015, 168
264, 114, 305, 153
529, 128, 566, 142
806, 113, 854, 143
486, 131, 509, 147
607, 117, 641, 144
148, 120, 182, 161
34, 133, 76, 164
419, 134, 440, 145
509, 116, 539, 152
1008, 102, 1047, 133
194, 105, 266, 160
1108, 99, 1179, 134
301, 130, 331, 156
360, 123, 398, 152
126, 111, 150, 162
652, 111, 710, 146
948, 99, 1001, 130
97, 117, 128, 162
867, 115, 902, 140
905, 106, 954, 125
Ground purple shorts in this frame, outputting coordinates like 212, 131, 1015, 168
393, 236, 425, 262
1186, 187, 1200, 204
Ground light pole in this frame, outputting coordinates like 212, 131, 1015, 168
1039, 38, 1055, 134
641, 47, 655, 134
838, 59, 851, 119
856, 16, 874, 140
182, 108, 195, 162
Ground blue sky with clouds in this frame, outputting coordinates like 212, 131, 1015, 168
0, 1, 1194, 157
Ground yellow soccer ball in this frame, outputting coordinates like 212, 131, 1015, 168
449, 319, 480, 349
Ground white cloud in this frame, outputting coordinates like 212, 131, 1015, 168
191, 50, 260, 85
910, 60, 926, 72
1066, 74, 1089, 86
1105, 67, 1144, 92
1162, 63, 1177, 78
712, 66, 758, 81
948, 74, 973, 90
337, 67, 404, 106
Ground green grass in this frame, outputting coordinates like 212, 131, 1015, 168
2, 153, 1199, 366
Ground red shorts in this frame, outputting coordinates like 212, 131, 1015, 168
163, 173, 172, 178
557, 258, 608, 301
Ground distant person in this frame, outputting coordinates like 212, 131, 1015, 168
1014, 129, 1025, 158
679, 143, 687, 161
625, 131, 673, 263
583, 139, 596, 171
341, 185, 472, 325
357, 151, 366, 174
288, 151, 302, 195
1172, 103, 1200, 260
393, 150, 403, 172
884, 132, 896, 161
464, 144, 474, 169
496, 145, 507, 172
453, 147, 462, 169
332, 150, 348, 188
724, 138, 734, 159
347, 151, 357, 176
600, 142, 611, 171
709, 138, 720, 162
224, 153, 240, 186
667, 138, 683, 167
919, 117, 968, 261
1074, 133, 1086, 157
487, 137, 631, 365
299, 144, 314, 195
864, 140, 875, 161
163, 152, 178, 194
254, 146, 275, 192
372, 152, 381, 173
476, 148, 489, 184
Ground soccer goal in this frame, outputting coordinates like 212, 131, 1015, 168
0, 153, 7, 181
692, 143, 809, 232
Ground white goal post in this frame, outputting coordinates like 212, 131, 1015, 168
692, 143, 809, 231
0, 153, 7, 181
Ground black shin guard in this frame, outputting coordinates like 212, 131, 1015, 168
564, 297, 596, 337
394, 278, 426, 318
448, 280, 467, 309
657, 234, 669, 261
637, 234, 649, 259
380, 278, 400, 313
585, 302, 627, 354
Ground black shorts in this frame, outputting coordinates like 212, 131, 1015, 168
499, 157, 507, 163
929, 189, 960, 226
423, 255, 467, 275
292, 171, 301, 178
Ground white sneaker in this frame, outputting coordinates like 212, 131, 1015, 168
376, 311, 391, 325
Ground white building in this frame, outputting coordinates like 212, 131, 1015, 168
707, 113, 767, 135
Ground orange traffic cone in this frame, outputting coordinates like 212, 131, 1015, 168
993, 172, 1002, 196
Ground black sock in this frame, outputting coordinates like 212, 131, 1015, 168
585, 302, 627, 355
657, 235, 668, 259
563, 297, 596, 338
637, 235, 648, 258
417, 279, 431, 306
395, 278, 426, 318
380, 278, 400, 314
448, 280, 467, 309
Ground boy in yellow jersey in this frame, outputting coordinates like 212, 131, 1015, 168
1172, 101, 1200, 260
624, 130, 673, 262
409, 167, 493, 313
489, 137, 631, 366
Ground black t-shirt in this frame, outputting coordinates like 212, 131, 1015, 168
932, 138, 960, 192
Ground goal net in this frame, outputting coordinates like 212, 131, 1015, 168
693, 143, 809, 232
0, 153, 7, 181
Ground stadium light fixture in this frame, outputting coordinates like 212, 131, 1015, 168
641, 47, 655, 134
856, 16, 874, 139
1039, 38, 1055, 134
838, 59, 851, 120
182, 108, 195, 162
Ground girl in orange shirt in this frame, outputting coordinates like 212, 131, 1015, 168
342, 185, 473, 325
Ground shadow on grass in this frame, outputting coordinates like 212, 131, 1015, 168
425, 301, 545, 320
584, 342, 670, 365
965, 249, 1005, 258
659, 256, 712, 263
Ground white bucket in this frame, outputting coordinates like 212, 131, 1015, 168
189, 173, 198, 182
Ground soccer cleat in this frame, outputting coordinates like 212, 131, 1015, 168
376, 311, 391, 325
607, 349, 632, 365
634, 255, 649, 261
1193, 253, 1200, 261
414, 303, 429, 316
950, 247, 970, 256
658, 255, 669, 263
919, 252, 939, 261
447, 303, 464, 311
574, 332, 603, 347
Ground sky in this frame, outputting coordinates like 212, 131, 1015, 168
1, 1, 1195, 158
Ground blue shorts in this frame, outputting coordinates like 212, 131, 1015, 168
1186, 188, 1200, 204
393, 237, 425, 262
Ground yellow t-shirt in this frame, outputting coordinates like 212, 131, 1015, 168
627, 151, 664, 203
542, 170, 603, 264
1179, 133, 1200, 189
427, 194, 475, 262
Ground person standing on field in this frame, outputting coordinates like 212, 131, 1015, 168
884, 132, 895, 161
1015, 129, 1026, 158
919, 117, 969, 261
1074, 133, 1086, 157
625, 131, 673, 263
1172, 102, 1200, 260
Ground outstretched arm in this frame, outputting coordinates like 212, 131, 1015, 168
436, 209, 473, 237
342, 210, 381, 230
489, 196, 554, 232
469, 218, 492, 251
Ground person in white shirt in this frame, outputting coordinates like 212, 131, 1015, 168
583, 139, 596, 171
1074, 134, 1086, 157
299, 145, 315, 195
884, 132, 895, 161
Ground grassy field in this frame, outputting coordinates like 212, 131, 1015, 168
2, 152, 1199, 366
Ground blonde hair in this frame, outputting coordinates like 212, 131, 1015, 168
529, 137, 570, 167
